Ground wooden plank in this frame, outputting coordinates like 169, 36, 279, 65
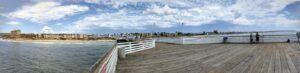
259, 44, 272, 73
202, 45, 244, 64
286, 43, 300, 73
209, 45, 256, 73
212, 46, 252, 67
196, 45, 245, 73
267, 45, 275, 73
117, 43, 300, 73
247, 45, 266, 73
160, 45, 237, 72
227, 45, 260, 73
279, 44, 291, 73
251, 44, 268, 73
284, 44, 298, 73
275, 46, 282, 73
236, 45, 265, 73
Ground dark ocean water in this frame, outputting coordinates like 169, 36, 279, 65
0, 41, 114, 73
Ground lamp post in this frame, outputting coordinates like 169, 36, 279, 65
151, 23, 156, 38
181, 22, 184, 36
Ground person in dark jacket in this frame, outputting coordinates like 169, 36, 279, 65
223, 37, 228, 43
255, 32, 259, 43
250, 33, 253, 43
297, 32, 300, 42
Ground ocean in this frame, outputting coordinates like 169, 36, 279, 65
0, 41, 114, 73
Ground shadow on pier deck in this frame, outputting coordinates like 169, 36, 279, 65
117, 43, 300, 73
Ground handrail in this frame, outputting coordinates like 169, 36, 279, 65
90, 39, 156, 73
117, 39, 155, 54
156, 34, 297, 44
90, 43, 118, 73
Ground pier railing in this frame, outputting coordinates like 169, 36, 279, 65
90, 39, 156, 73
226, 34, 297, 43
117, 39, 155, 54
90, 44, 118, 73
156, 34, 298, 44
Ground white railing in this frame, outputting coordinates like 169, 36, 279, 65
155, 37, 183, 44
117, 39, 155, 54
90, 39, 156, 73
182, 37, 223, 44
90, 44, 118, 73
261, 35, 297, 43
226, 36, 250, 43
226, 35, 297, 43
156, 34, 298, 44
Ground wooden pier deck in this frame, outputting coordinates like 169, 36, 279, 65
117, 43, 300, 73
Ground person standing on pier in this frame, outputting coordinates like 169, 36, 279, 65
250, 33, 253, 43
255, 32, 260, 43
297, 32, 300, 42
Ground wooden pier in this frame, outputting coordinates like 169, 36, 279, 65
117, 43, 300, 73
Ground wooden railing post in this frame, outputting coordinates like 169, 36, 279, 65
118, 46, 126, 59
143, 42, 146, 50
129, 42, 132, 53
152, 39, 155, 47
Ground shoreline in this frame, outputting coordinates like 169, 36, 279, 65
0, 39, 116, 44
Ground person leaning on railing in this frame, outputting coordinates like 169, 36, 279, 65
297, 32, 300, 42
250, 33, 253, 43
255, 32, 260, 43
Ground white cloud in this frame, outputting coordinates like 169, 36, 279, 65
183, 5, 235, 26
65, 9, 177, 33
7, 1, 89, 23
84, 0, 105, 4
108, 0, 222, 8
233, 14, 300, 26
55, 23, 62, 26
41, 26, 54, 33
68, 0, 299, 33
6, 21, 22, 26
230, 0, 300, 25
144, 5, 179, 15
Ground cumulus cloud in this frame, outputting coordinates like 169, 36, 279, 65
7, 1, 89, 23
84, 0, 107, 4
64, 8, 180, 33
113, 0, 299, 25
229, 0, 300, 25
84, 0, 209, 8
6, 21, 22, 26
144, 5, 179, 15
144, 4, 235, 26
55, 23, 62, 26
41, 26, 54, 33
66, 0, 300, 33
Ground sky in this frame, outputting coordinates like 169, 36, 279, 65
0, 0, 299, 34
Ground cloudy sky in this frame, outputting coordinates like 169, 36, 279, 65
0, 0, 299, 34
